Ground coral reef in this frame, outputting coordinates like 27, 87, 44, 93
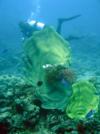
0, 75, 40, 133
0, 72, 100, 134
66, 80, 99, 119
0, 26, 100, 134
0, 50, 22, 74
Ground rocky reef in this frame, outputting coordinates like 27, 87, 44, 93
0, 26, 100, 134
0, 74, 100, 134
0, 75, 40, 133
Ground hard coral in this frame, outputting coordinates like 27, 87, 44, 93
45, 65, 75, 85
0, 74, 40, 133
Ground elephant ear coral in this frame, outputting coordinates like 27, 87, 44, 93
23, 26, 72, 110
66, 80, 99, 120
39, 66, 74, 110
23, 26, 71, 86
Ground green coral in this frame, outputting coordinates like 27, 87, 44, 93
23, 26, 72, 110
66, 80, 99, 120
36, 66, 74, 110
23, 26, 71, 86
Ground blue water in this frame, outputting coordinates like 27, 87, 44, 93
0, 0, 100, 75
0, 1, 100, 133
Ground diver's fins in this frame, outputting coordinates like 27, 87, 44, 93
57, 14, 81, 34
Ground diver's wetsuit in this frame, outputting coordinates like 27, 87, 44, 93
19, 21, 38, 38
57, 14, 81, 34
19, 14, 81, 38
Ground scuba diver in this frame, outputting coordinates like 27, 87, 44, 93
19, 14, 81, 39
19, 20, 45, 38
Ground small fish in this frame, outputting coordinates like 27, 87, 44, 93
85, 110, 96, 119
60, 78, 72, 97
61, 78, 71, 87
61, 78, 68, 86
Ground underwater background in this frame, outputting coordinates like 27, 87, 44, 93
0, 0, 100, 134
0, 0, 100, 75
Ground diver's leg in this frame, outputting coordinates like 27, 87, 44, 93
56, 14, 81, 34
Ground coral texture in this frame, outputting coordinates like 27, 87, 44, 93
66, 80, 99, 119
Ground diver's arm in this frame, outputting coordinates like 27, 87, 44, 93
57, 14, 81, 34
